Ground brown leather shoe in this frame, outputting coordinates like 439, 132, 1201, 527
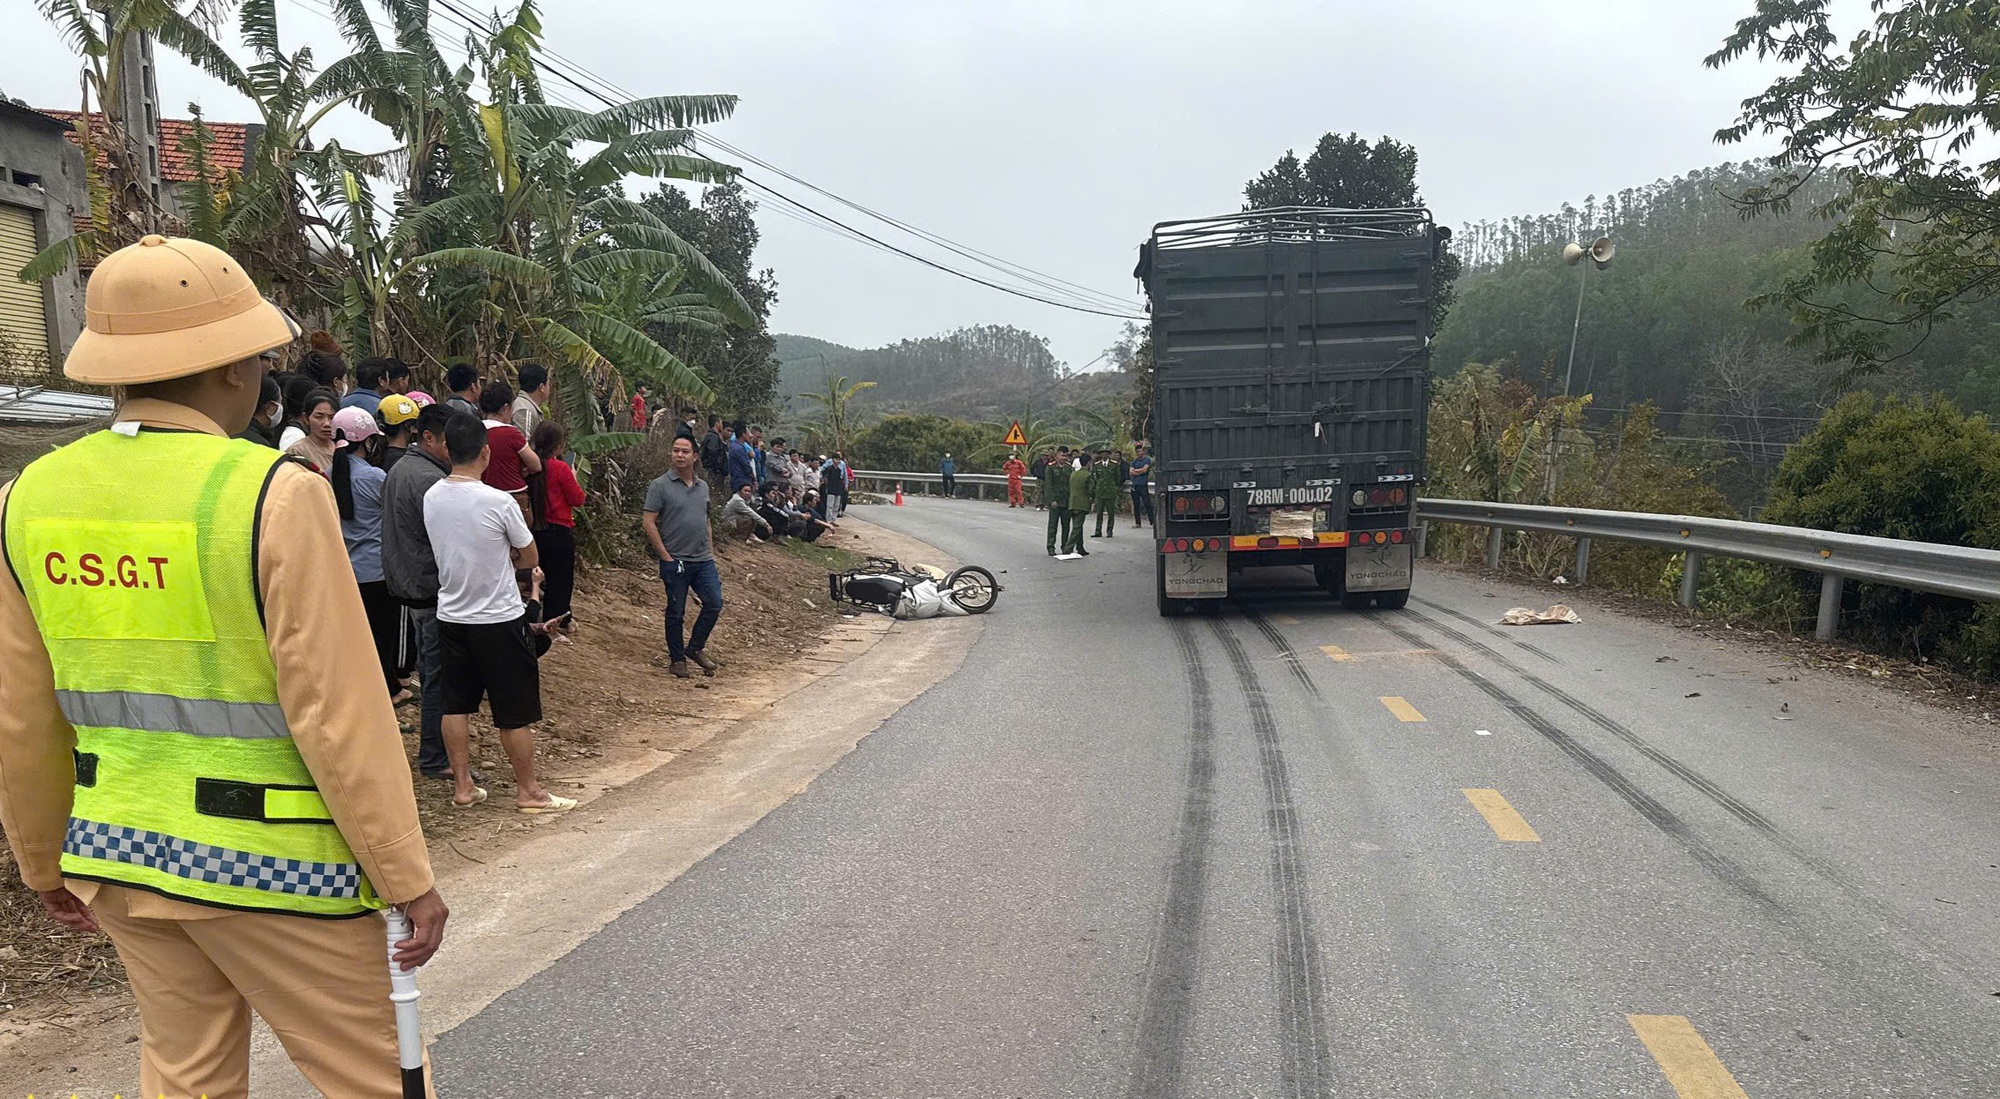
689, 651, 720, 676
669, 660, 692, 679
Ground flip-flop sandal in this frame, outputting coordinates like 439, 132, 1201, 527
450, 787, 488, 809
518, 794, 578, 815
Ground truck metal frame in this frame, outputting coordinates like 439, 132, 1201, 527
1137, 207, 1443, 616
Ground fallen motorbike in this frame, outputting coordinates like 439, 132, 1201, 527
829, 556, 1001, 617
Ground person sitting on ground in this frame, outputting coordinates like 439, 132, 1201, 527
759, 482, 831, 543
424, 411, 574, 814
801, 489, 838, 532
719, 483, 771, 543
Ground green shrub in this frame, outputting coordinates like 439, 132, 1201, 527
1762, 393, 2000, 666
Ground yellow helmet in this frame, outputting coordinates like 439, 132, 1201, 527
63, 234, 298, 385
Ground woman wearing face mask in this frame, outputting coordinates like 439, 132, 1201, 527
283, 388, 339, 476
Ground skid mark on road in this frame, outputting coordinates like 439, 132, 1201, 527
1628, 1015, 1752, 1099
1413, 596, 1560, 664
1128, 627, 1218, 1099
1244, 610, 1323, 699
1209, 617, 1334, 1099
1402, 606, 1860, 894
1366, 613, 1778, 908
1461, 789, 1542, 842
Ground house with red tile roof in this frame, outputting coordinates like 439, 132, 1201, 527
38, 109, 262, 226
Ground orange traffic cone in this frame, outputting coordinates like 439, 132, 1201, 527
893, 483, 905, 506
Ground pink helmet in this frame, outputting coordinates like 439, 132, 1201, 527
404, 390, 436, 407
331, 405, 382, 448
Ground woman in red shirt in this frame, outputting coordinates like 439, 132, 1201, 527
531, 420, 586, 627
477, 383, 541, 524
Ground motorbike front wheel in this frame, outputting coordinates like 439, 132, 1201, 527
945, 565, 1000, 614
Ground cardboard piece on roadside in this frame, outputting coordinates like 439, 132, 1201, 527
1500, 604, 1581, 626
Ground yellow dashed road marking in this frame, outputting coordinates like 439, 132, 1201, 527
1379, 696, 1426, 722
1461, 789, 1541, 842
1321, 644, 1355, 663
1274, 614, 1301, 625
1628, 1015, 1752, 1099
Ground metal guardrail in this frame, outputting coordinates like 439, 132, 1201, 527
849, 469, 1036, 501
1416, 498, 2000, 641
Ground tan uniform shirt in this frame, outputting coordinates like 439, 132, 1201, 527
0, 398, 434, 918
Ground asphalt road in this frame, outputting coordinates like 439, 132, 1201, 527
435, 498, 2000, 1097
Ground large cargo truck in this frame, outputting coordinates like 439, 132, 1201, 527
1135, 207, 1445, 616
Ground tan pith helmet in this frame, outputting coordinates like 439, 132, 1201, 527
63, 234, 300, 385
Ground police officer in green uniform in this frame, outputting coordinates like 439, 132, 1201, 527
1042, 447, 1073, 557
1090, 447, 1122, 538
1066, 450, 1095, 555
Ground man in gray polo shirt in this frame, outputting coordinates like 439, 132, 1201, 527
642, 434, 724, 678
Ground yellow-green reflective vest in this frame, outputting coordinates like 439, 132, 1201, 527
2, 428, 381, 918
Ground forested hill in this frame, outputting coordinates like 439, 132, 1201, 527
775, 325, 1115, 421
1433, 160, 2000, 420
1433, 159, 2000, 506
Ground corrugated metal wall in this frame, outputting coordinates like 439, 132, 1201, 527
0, 205, 50, 362
1150, 234, 1432, 471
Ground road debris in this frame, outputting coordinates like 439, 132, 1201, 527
1500, 604, 1581, 626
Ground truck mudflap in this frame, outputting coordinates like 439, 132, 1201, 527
1158, 538, 1228, 598
1346, 542, 1413, 592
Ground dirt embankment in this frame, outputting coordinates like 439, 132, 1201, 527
0, 522, 882, 1025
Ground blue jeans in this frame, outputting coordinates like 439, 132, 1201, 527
411, 606, 449, 774
660, 557, 723, 662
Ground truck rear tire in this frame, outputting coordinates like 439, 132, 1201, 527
1332, 568, 1373, 611
1156, 557, 1186, 617
1374, 588, 1411, 611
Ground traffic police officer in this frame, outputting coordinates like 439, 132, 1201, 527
1066, 449, 1095, 555
1042, 447, 1073, 556
0, 236, 447, 1098
1090, 447, 1122, 538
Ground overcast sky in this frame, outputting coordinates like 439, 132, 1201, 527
4, 0, 1804, 371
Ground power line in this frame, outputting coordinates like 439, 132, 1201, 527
742, 178, 1145, 319
422, 1, 1145, 317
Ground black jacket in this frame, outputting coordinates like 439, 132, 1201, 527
700, 429, 729, 475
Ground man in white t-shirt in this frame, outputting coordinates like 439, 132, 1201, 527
423, 411, 576, 815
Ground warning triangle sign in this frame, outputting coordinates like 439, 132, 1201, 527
1003, 421, 1027, 446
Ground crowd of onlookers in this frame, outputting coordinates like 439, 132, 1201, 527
245, 346, 582, 813
240, 342, 852, 805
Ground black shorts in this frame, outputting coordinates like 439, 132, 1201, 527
438, 616, 542, 728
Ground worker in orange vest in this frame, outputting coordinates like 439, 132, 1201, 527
1003, 450, 1028, 507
